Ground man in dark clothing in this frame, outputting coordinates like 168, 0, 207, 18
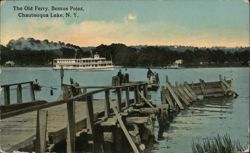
117, 69, 123, 85
147, 68, 153, 79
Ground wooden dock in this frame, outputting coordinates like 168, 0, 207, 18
0, 100, 106, 152
0, 74, 238, 153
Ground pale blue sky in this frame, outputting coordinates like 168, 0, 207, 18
0, 0, 249, 47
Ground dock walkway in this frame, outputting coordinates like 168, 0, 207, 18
0, 100, 105, 151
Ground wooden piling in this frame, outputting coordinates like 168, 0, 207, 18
161, 86, 167, 105
116, 88, 122, 112
199, 79, 207, 95
125, 87, 130, 109
143, 84, 148, 98
17, 84, 22, 104
4, 86, 10, 105
30, 82, 36, 101
134, 85, 139, 104
66, 101, 76, 153
166, 76, 169, 83
86, 95, 94, 134
35, 110, 48, 153
105, 89, 111, 118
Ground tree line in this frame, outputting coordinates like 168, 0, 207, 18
0, 43, 249, 67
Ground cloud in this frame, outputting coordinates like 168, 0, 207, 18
1, 18, 248, 47
242, 0, 249, 3
126, 14, 137, 21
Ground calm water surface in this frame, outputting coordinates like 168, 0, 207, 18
0, 67, 249, 153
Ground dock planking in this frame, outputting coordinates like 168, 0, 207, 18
0, 100, 105, 152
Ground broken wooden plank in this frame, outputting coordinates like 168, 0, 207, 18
177, 86, 193, 103
184, 82, 198, 99
176, 86, 191, 102
182, 85, 196, 101
138, 92, 155, 109
126, 117, 149, 124
164, 88, 175, 109
221, 79, 231, 89
173, 87, 190, 106
165, 83, 184, 110
110, 101, 140, 153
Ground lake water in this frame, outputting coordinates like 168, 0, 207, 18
0, 67, 249, 152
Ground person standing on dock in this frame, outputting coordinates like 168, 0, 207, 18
147, 68, 153, 80
117, 69, 123, 85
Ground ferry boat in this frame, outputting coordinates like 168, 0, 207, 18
53, 54, 115, 70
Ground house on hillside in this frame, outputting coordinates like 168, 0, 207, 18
4, 61, 15, 67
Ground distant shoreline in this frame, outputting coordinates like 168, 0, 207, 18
1, 65, 249, 69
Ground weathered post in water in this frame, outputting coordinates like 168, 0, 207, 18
60, 66, 64, 88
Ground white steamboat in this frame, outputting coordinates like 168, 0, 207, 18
53, 54, 115, 70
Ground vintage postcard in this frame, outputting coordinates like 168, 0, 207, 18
0, 0, 249, 153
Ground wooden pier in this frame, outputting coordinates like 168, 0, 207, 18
0, 75, 238, 153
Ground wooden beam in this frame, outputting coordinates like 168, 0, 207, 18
125, 87, 130, 108
1, 81, 33, 87
177, 86, 192, 103
105, 89, 111, 118
110, 101, 140, 153
163, 86, 175, 109
86, 95, 94, 134
161, 86, 167, 104
199, 79, 206, 95
0, 83, 147, 119
116, 88, 122, 112
142, 84, 148, 98
66, 101, 75, 153
4, 86, 10, 106
16, 84, 22, 104
36, 110, 48, 153
134, 85, 139, 104
165, 83, 184, 110
221, 79, 231, 89
182, 85, 196, 101
139, 92, 154, 109
173, 87, 189, 106
0, 101, 47, 113
184, 82, 198, 100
